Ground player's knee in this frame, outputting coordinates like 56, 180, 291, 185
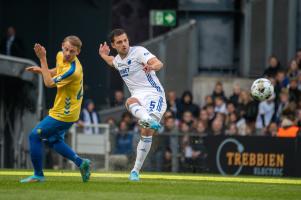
125, 98, 139, 108
29, 129, 41, 142
141, 128, 155, 136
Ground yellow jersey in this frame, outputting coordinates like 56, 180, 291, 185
49, 52, 84, 122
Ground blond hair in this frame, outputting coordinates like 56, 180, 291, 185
63, 35, 82, 50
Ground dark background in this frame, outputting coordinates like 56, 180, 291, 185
0, 0, 177, 109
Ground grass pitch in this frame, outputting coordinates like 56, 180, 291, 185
0, 170, 300, 200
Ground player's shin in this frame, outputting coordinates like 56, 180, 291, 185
29, 131, 44, 177
132, 135, 152, 173
51, 140, 83, 167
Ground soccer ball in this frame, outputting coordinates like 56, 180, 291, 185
250, 78, 274, 101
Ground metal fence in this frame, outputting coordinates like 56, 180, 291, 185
69, 124, 110, 171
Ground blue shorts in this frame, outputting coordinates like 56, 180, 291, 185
32, 116, 73, 143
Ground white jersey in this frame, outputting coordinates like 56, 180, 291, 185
112, 46, 165, 96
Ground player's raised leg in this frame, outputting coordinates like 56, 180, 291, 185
126, 97, 161, 131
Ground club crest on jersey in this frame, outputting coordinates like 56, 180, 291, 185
144, 52, 150, 56
55, 76, 62, 82
127, 59, 131, 65
119, 67, 130, 77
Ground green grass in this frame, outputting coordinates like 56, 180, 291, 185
0, 170, 300, 200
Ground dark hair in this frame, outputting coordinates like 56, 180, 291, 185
109, 29, 127, 43
181, 90, 193, 103
165, 116, 175, 122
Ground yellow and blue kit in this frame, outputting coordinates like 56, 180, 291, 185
26, 51, 85, 178
49, 51, 84, 122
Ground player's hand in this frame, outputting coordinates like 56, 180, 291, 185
99, 42, 110, 57
33, 43, 46, 59
143, 63, 153, 73
25, 66, 42, 74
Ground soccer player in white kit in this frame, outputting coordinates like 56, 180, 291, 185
99, 29, 166, 181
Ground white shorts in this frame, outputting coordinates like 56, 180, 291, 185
132, 93, 167, 122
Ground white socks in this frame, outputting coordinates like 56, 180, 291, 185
132, 136, 152, 173
129, 102, 153, 173
128, 103, 151, 121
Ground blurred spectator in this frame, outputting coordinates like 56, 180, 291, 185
160, 112, 178, 133
295, 109, 301, 128
162, 109, 178, 128
274, 70, 289, 98
266, 122, 278, 137
263, 55, 281, 78
114, 121, 134, 155
199, 109, 209, 127
296, 48, 301, 69
225, 123, 238, 136
211, 81, 227, 102
255, 95, 275, 135
163, 116, 178, 133
278, 116, 299, 138
121, 111, 136, 130
106, 117, 119, 154
203, 95, 213, 107
289, 78, 301, 103
181, 132, 207, 172
274, 89, 290, 123
226, 102, 236, 114
205, 104, 216, 123
178, 91, 200, 119
287, 59, 299, 79
181, 110, 195, 128
163, 109, 176, 119
78, 99, 100, 134
106, 117, 118, 133
0, 26, 24, 57
297, 72, 301, 91
110, 90, 125, 107
237, 90, 258, 125
211, 118, 224, 135
179, 122, 191, 134
214, 96, 227, 114
225, 112, 247, 136
229, 84, 241, 106
109, 120, 134, 170
166, 90, 180, 117
215, 112, 226, 123
181, 130, 207, 173
194, 120, 208, 137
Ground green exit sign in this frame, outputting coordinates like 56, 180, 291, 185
150, 10, 176, 27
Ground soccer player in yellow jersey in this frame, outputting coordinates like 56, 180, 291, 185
20, 36, 91, 183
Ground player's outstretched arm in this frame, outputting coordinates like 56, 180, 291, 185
143, 57, 163, 73
99, 42, 115, 67
49, 68, 57, 77
33, 43, 55, 88
25, 66, 56, 77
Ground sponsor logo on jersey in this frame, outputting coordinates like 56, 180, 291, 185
119, 67, 130, 77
